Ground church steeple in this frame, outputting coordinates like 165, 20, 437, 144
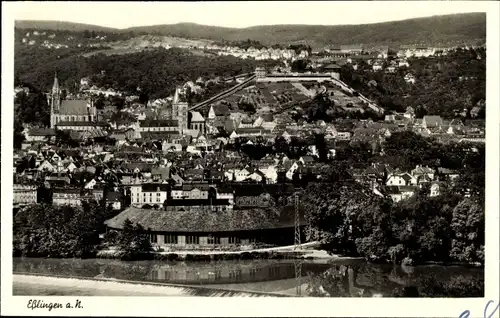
49, 72, 62, 129
173, 87, 180, 104
52, 72, 60, 95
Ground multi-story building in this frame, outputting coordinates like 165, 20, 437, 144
130, 183, 170, 206
53, 189, 82, 206
137, 119, 179, 132
13, 184, 37, 206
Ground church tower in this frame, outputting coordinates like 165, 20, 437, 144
172, 87, 188, 133
49, 73, 62, 128
207, 105, 216, 124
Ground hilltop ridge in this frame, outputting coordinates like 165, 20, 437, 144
16, 13, 486, 48
15, 20, 117, 32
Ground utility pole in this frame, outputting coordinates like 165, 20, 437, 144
293, 191, 303, 296
295, 259, 302, 296
294, 192, 301, 250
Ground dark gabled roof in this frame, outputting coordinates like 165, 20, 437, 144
29, 128, 56, 136
300, 156, 315, 163
236, 127, 272, 134
423, 116, 443, 127
140, 131, 180, 140
105, 205, 302, 233
151, 167, 170, 179
59, 100, 90, 115
56, 121, 109, 127
141, 183, 170, 192
400, 173, 413, 182
182, 183, 212, 191
139, 119, 178, 127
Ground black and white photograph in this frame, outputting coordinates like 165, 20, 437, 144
1, 1, 499, 317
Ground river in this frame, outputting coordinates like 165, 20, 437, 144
13, 257, 483, 297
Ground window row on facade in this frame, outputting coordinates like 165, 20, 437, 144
149, 234, 256, 246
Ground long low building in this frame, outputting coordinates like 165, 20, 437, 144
104, 205, 306, 249
55, 121, 109, 131
257, 73, 340, 82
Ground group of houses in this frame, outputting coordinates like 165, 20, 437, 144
204, 44, 310, 61
13, 64, 484, 250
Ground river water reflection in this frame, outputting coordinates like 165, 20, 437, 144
13, 257, 483, 297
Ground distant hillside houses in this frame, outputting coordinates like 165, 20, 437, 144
398, 46, 438, 58
205, 44, 308, 61
84, 86, 123, 97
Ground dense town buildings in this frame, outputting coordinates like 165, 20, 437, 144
14, 54, 484, 250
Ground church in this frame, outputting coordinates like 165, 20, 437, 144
48, 74, 100, 131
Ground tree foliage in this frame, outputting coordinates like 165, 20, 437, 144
302, 174, 484, 265
13, 201, 108, 258
114, 219, 152, 260
15, 46, 280, 100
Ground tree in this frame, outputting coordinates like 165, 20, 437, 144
291, 59, 310, 72
13, 202, 105, 258
239, 101, 256, 114
450, 197, 484, 263
274, 136, 289, 154
115, 218, 152, 260
14, 118, 25, 149
382, 131, 433, 170
93, 95, 106, 110
110, 95, 125, 110
301, 180, 387, 258
55, 130, 79, 148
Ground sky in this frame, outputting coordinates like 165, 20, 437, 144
9, 1, 487, 29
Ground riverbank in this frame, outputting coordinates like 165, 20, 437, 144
13, 274, 283, 297
95, 242, 343, 261
13, 257, 484, 298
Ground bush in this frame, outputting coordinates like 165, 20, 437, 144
418, 275, 484, 297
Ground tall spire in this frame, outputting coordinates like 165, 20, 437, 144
52, 72, 60, 94
173, 87, 179, 104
